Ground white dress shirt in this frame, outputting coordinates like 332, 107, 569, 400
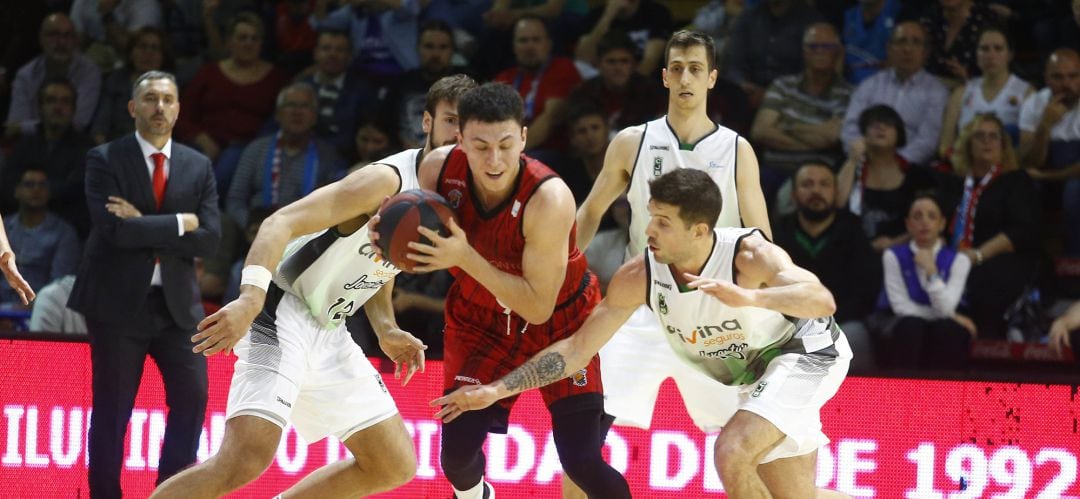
882, 239, 971, 319
134, 132, 185, 286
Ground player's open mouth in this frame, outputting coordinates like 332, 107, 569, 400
486, 172, 504, 179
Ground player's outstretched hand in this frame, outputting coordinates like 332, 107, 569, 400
685, 273, 756, 308
378, 327, 427, 386
408, 217, 470, 272
430, 384, 500, 423
0, 251, 34, 305
192, 293, 261, 356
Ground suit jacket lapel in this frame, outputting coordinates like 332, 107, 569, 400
124, 135, 158, 212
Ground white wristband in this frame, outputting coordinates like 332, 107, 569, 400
240, 265, 273, 292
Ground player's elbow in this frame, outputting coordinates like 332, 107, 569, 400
818, 290, 837, 317
520, 304, 556, 326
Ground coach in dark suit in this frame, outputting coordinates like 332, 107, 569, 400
69, 70, 221, 499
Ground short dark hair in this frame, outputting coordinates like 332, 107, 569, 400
566, 101, 606, 128
126, 27, 174, 72
665, 30, 716, 71
513, 14, 550, 39
457, 82, 524, 129
598, 29, 638, 60
316, 28, 351, 47
649, 169, 722, 228
793, 161, 837, 181
425, 74, 477, 116
131, 70, 178, 98
227, 11, 264, 38
907, 189, 944, 218
858, 104, 907, 148
38, 76, 76, 108
419, 19, 455, 48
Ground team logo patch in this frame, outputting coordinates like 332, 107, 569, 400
375, 374, 388, 393
658, 293, 669, 315
653, 156, 663, 176
572, 369, 588, 387
447, 189, 463, 208
708, 160, 723, 169
751, 381, 768, 398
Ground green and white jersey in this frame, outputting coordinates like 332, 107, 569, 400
645, 227, 840, 386
626, 117, 742, 258
272, 148, 422, 329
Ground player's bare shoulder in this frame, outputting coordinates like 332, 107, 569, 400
734, 232, 790, 286
418, 144, 456, 189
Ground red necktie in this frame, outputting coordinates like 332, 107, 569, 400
151, 152, 167, 210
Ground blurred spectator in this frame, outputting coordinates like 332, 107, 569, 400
68, 0, 163, 71
271, 0, 319, 74
1049, 300, 1080, 360
751, 22, 851, 202
29, 275, 87, 334
706, 76, 754, 136
947, 113, 1040, 339
349, 112, 397, 168
6, 13, 101, 135
722, 0, 824, 109
559, 105, 610, 204
296, 29, 375, 158
381, 20, 470, 149
689, 0, 746, 69
310, 0, 422, 80
1034, 0, 1080, 59
91, 27, 174, 144
0, 3, 55, 121
2, 77, 95, 238
0, 168, 80, 308
576, 0, 673, 77
919, 0, 1001, 83
837, 105, 938, 252
939, 27, 1032, 156
174, 12, 289, 196
160, 0, 259, 81
494, 16, 581, 151
880, 192, 973, 370
471, 0, 588, 79
773, 162, 881, 371
842, 0, 901, 84
1019, 48, 1080, 257
222, 205, 274, 303
566, 30, 663, 135
842, 21, 949, 166
226, 83, 344, 229
392, 269, 452, 358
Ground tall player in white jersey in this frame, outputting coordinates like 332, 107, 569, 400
151, 75, 478, 499
433, 169, 853, 498
572, 29, 772, 479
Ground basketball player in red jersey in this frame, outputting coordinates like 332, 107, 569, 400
403, 83, 631, 499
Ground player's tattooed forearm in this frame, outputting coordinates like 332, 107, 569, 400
503, 352, 568, 392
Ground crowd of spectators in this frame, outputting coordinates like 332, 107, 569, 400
1, 0, 1078, 373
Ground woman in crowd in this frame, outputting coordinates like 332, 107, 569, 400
881, 192, 974, 370
938, 27, 1033, 156
91, 27, 173, 144
947, 113, 1041, 340
837, 105, 938, 252
174, 11, 289, 194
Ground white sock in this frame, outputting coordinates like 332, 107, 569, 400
453, 479, 486, 499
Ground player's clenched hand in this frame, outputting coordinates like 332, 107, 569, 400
685, 273, 757, 308
430, 385, 500, 423
192, 293, 261, 356
378, 327, 427, 386
408, 217, 471, 272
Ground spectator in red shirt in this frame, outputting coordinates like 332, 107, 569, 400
174, 12, 289, 196
494, 15, 581, 152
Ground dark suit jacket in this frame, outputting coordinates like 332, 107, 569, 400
69, 134, 221, 331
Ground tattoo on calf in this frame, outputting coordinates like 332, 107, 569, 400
503, 352, 568, 392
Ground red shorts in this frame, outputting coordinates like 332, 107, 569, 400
442, 272, 603, 411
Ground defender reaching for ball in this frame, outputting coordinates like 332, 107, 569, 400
150, 75, 477, 499
433, 169, 852, 498
395, 82, 632, 499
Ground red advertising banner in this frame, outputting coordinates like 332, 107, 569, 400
1, 339, 1078, 498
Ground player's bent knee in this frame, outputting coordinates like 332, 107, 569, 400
713, 431, 756, 475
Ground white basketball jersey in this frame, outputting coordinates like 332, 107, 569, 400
645, 227, 840, 386
273, 148, 422, 328
627, 117, 741, 258
957, 74, 1031, 131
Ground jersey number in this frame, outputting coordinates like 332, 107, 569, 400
328, 297, 355, 321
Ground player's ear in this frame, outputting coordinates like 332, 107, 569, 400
708, 68, 718, 89
520, 125, 528, 144
693, 221, 711, 239
661, 67, 669, 88
422, 111, 433, 134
